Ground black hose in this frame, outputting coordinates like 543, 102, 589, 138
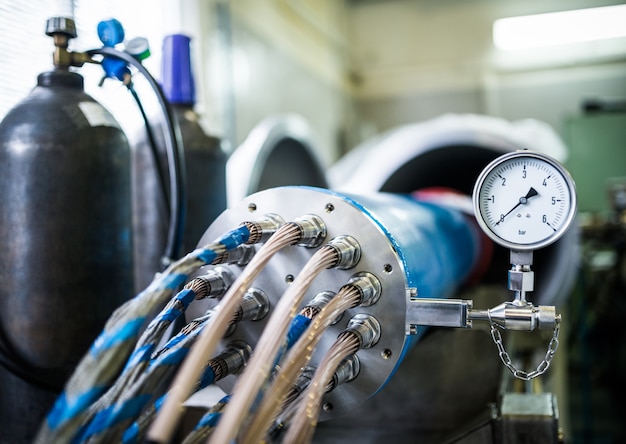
128, 84, 171, 218
86, 46, 186, 265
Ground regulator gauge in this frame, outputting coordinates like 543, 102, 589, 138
472, 150, 577, 251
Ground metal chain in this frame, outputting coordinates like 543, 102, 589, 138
489, 320, 560, 381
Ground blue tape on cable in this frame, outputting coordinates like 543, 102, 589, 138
77, 394, 152, 439
120, 385, 168, 443
47, 387, 108, 430
156, 332, 188, 355
287, 314, 311, 349
154, 307, 183, 324
147, 289, 194, 327
155, 394, 166, 409
124, 344, 155, 371
196, 395, 230, 429
153, 346, 189, 367
121, 422, 139, 444
75, 405, 112, 441
161, 273, 187, 290
177, 288, 196, 307
199, 366, 216, 389
217, 226, 250, 250
194, 248, 218, 264
197, 411, 221, 429
107, 394, 152, 430
90, 318, 146, 357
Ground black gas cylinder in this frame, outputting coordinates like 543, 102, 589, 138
132, 34, 227, 291
0, 19, 133, 443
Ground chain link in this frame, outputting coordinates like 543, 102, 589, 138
489, 319, 560, 380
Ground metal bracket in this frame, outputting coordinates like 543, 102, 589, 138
406, 298, 472, 329
406, 298, 558, 332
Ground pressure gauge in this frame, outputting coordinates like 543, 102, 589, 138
472, 150, 577, 251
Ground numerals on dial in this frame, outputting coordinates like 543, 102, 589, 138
473, 151, 576, 251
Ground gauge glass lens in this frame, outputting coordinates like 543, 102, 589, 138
476, 154, 574, 248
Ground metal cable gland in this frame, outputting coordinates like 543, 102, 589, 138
221, 340, 253, 374
306, 291, 336, 312
244, 213, 285, 244
238, 288, 270, 322
305, 291, 343, 324
345, 314, 381, 349
344, 272, 382, 307
215, 244, 256, 266
327, 235, 361, 270
292, 214, 327, 248
293, 366, 316, 395
329, 354, 360, 392
190, 266, 235, 300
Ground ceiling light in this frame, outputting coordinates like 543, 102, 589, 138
493, 5, 626, 50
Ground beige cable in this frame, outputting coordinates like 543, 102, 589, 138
240, 286, 361, 442
207, 246, 338, 444
282, 333, 360, 443
146, 223, 301, 443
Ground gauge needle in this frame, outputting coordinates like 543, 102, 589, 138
495, 187, 539, 225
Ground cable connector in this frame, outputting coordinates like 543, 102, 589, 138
243, 214, 285, 244
213, 244, 256, 266
327, 355, 360, 392
343, 272, 381, 307
292, 365, 316, 396
327, 235, 361, 270
210, 341, 252, 380
344, 314, 381, 349
234, 288, 270, 323
291, 214, 327, 248
185, 266, 235, 300
302, 291, 342, 323
306, 291, 335, 312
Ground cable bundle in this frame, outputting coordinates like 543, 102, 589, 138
34, 224, 251, 443
36, 211, 379, 444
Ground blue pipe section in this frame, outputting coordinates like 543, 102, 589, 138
299, 187, 483, 360
306, 187, 481, 300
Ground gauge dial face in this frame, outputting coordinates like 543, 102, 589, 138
472, 151, 577, 251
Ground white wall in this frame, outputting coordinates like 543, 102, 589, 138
347, 0, 626, 141
192, 0, 353, 166
3, 0, 624, 164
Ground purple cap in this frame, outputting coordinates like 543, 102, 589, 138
161, 34, 195, 105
